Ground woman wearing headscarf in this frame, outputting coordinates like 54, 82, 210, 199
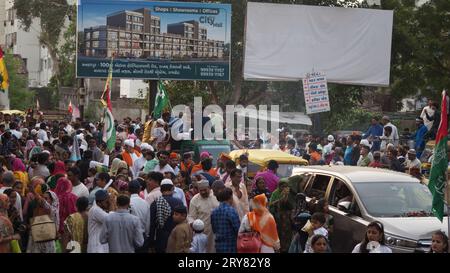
109, 158, 128, 177
239, 194, 280, 253
270, 175, 306, 252
54, 177, 78, 234
25, 140, 36, 160
28, 142, 42, 161
46, 161, 66, 190
3, 189, 26, 251
12, 158, 29, 196
0, 194, 21, 253
25, 178, 60, 253
269, 180, 292, 252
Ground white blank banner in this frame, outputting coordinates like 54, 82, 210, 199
244, 2, 394, 86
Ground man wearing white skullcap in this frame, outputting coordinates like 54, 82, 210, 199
121, 139, 142, 176
132, 142, 154, 179
152, 119, 167, 148
187, 179, 219, 253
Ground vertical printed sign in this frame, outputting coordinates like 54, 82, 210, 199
303, 72, 330, 114
77, 0, 231, 81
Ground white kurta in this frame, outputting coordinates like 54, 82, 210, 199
87, 203, 109, 253
225, 181, 250, 221
132, 156, 147, 179
187, 192, 219, 253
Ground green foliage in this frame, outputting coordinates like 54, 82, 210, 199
4, 53, 35, 110
382, 0, 450, 105
84, 102, 101, 121
322, 108, 374, 132
58, 5, 77, 87
47, 76, 60, 109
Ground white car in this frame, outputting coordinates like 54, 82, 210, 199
292, 165, 448, 253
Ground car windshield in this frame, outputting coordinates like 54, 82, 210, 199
353, 182, 448, 218
277, 164, 298, 178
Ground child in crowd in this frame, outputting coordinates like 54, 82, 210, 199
312, 199, 334, 236
310, 234, 330, 253
430, 231, 448, 253
190, 219, 208, 253
303, 212, 328, 253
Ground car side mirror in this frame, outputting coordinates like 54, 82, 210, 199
338, 201, 352, 213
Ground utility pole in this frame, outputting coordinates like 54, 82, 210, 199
78, 78, 86, 120
148, 80, 157, 117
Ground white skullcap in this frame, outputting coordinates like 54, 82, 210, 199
161, 179, 173, 186
360, 139, 371, 148
157, 118, 166, 126
327, 135, 335, 142
196, 179, 210, 189
124, 139, 135, 148
31, 129, 38, 135
140, 143, 153, 151
193, 219, 205, 232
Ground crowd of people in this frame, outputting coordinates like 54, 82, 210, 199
0, 107, 448, 254
278, 104, 448, 181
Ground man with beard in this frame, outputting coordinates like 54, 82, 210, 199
187, 180, 219, 253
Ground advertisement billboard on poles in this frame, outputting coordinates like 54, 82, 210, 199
77, 0, 231, 81
244, 2, 393, 86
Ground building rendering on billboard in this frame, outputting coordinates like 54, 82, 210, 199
77, 0, 231, 81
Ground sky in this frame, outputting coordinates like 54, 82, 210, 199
78, 0, 231, 43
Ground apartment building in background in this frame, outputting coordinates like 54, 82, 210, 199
4, 0, 53, 88
83, 8, 225, 59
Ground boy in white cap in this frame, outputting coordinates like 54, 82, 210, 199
190, 219, 208, 253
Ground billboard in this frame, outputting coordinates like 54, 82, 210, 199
77, 0, 231, 81
244, 2, 393, 86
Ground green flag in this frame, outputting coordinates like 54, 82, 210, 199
103, 107, 116, 152
428, 90, 448, 222
153, 81, 170, 119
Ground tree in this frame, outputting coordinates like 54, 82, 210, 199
381, 0, 450, 106
14, 0, 72, 86
4, 53, 35, 110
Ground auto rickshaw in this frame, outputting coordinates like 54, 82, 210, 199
228, 149, 308, 179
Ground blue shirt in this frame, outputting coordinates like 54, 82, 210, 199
211, 202, 240, 253
413, 124, 428, 152
363, 124, 383, 151
344, 146, 353, 165
363, 124, 384, 138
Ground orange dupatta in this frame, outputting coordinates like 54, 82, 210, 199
248, 194, 280, 248
122, 150, 141, 167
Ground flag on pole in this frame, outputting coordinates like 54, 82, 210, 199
70, 134, 81, 162
68, 100, 73, 114
103, 107, 116, 151
428, 90, 448, 222
101, 58, 113, 111
72, 104, 80, 122
101, 57, 116, 151
153, 81, 170, 119
0, 47, 9, 93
